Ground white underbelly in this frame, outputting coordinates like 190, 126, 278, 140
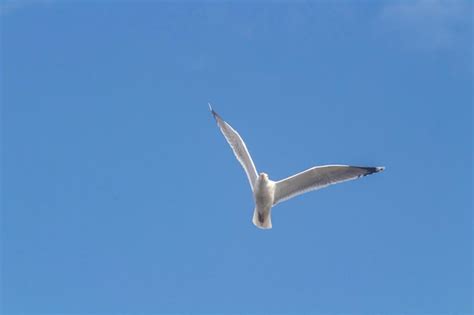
254, 181, 275, 209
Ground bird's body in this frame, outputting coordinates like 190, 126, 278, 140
209, 104, 385, 229
253, 173, 275, 229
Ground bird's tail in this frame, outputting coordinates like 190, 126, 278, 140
252, 208, 272, 229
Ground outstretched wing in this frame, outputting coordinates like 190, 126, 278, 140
209, 104, 258, 190
273, 165, 385, 205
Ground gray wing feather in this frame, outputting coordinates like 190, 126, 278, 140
273, 165, 385, 205
210, 106, 258, 190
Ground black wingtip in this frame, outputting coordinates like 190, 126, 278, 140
361, 166, 385, 177
208, 102, 220, 121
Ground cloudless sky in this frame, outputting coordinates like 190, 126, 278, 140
1, 1, 472, 314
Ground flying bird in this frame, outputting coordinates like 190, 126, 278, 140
209, 104, 385, 229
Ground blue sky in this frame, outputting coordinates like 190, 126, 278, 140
1, 1, 472, 314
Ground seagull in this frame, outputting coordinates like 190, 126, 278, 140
209, 104, 385, 229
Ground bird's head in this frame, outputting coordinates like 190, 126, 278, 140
259, 172, 269, 180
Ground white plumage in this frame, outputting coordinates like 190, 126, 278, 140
210, 104, 385, 229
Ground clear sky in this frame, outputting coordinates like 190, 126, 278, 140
1, 1, 472, 314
